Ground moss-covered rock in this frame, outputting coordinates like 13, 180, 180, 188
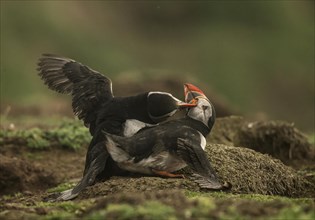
234, 120, 313, 161
210, 117, 313, 164
204, 144, 314, 197
209, 116, 246, 145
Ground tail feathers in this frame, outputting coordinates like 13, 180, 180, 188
84, 140, 107, 176
56, 150, 109, 201
57, 188, 79, 201
191, 174, 231, 190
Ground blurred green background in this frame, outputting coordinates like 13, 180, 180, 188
0, 1, 314, 132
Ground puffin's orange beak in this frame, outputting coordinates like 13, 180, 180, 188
184, 83, 207, 103
177, 99, 198, 108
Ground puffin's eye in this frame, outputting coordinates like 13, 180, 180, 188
202, 105, 209, 111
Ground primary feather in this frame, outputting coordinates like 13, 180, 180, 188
37, 54, 113, 127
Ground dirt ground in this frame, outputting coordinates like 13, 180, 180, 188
0, 144, 85, 196
0, 115, 314, 219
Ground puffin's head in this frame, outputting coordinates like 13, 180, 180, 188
184, 83, 216, 129
147, 91, 197, 123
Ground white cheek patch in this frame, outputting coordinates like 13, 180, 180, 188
198, 131, 207, 150
187, 99, 213, 127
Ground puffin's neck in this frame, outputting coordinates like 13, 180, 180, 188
183, 117, 211, 137
121, 92, 154, 123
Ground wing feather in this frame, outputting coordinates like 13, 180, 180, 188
37, 54, 113, 125
176, 137, 223, 189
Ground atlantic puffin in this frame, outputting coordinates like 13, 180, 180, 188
37, 54, 196, 135
37, 54, 196, 172
101, 84, 229, 190
38, 54, 197, 201
56, 83, 229, 201
103, 83, 230, 190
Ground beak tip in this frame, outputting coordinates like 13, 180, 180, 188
183, 83, 206, 103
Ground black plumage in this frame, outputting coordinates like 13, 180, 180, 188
38, 54, 113, 129
38, 54, 188, 135
59, 114, 225, 200
57, 83, 229, 201
37, 54, 196, 200
104, 85, 231, 191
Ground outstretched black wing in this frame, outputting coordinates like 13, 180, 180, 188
37, 54, 113, 126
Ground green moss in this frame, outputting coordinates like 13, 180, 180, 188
190, 197, 216, 218
3, 190, 313, 220
86, 210, 107, 220
0, 128, 50, 149
26, 129, 51, 149
220, 206, 250, 220
184, 190, 202, 198
25, 152, 43, 160
2, 192, 23, 200
185, 190, 241, 199
271, 204, 315, 220
183, 190, 314, 219
33, 200, 93, 220
41, 211, 75, 220
1, 119, 90, 150
47, 182, 77, 193
137, 201, 176, 220
185, 190, 313, 204
56, 202, 81, 213
84, 193, 313, 220
307, 133, 315, 145
36, 201, 74, 209
86, 204, 141, 220
45, 119, 91, 150
86, 201, 176, 220
106, 204, 138, 220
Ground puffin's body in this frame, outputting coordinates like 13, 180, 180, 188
104, 84, 230, 190
56, 83, 229, 201
82, 91, 187, 177
37, 54, 196, 200
106, 118, 209, 176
